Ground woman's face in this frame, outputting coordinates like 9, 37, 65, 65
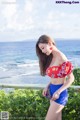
38, 43, 52, 56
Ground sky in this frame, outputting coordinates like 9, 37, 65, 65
0, 0, 80, 42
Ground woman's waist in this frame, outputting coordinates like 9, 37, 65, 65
50, 77, 66, 85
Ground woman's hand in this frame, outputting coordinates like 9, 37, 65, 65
51, 91, 60, 101
42, 87, 48, 97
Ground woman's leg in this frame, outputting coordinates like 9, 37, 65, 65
57, 111, 62, 120
45, 100, 64, 120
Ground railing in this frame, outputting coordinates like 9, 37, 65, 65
0, 84, 80, 90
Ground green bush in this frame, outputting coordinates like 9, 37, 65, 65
73, 68, 80, 85
0, 88, 80, 120
0, 68, 80, 120
62, 88, 80, 120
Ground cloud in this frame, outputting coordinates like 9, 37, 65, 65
43, 10, 80, 38
0, 0, 35, 31
0, 0, 16, 31
0, 0, 80, 41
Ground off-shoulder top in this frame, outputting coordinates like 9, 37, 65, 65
46, 61, 73, 78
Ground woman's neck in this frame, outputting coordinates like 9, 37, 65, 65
52, 47, 60, 57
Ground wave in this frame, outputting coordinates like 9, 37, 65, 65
17, 62, 38, 67
0, 58, 80, 81
67, 51, 80, 55
0, 59, 39, 70
0, 71, 40, 80
0, 76, 11, 79
0, 57, 80, 72
0, 66, 7, 71
72, 51, 80, 55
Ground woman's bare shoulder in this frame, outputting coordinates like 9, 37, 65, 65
59, 51, 68, 64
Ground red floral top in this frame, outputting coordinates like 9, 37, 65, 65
46, 61, 73, 78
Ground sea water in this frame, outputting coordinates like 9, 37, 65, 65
0, 40, 80, 85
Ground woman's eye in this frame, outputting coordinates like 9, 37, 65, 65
42, 47, 44, 49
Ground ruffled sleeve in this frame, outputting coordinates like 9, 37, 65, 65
58, 61, 73, 77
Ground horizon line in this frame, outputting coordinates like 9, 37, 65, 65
0, 38, 80, 42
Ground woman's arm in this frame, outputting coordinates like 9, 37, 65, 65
57, 54, 74, 94
51, 73, 74, 101
57, 73, 74, 94
45, 82, 51, 89
42, 82, 51, 97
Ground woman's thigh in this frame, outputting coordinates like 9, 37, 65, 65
45, 100, 64, 120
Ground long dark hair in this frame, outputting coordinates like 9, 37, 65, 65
36, 35, 56, 76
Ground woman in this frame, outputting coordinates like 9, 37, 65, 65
36, 35, 74, 120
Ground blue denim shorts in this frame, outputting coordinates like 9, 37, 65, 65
46, 84, 68, 106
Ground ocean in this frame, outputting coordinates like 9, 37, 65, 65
0, 40, 80, 86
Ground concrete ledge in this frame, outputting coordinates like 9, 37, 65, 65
0, 84, 80, 89
0, 84, 46, 89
